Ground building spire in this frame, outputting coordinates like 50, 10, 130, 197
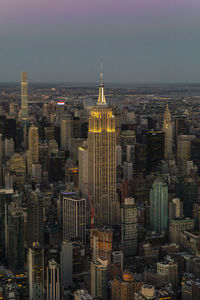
97, 58, 107, 106
100, 57, 104, 86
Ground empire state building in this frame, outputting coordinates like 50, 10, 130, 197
88, 63, 120, 227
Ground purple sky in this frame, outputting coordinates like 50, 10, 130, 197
0, 0, 200, 83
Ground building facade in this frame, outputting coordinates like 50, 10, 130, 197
150, 178, 168, 234
146, 131, 165, 173
121, 198, 138, 256
7, 203, 24, 271
47, 259, 60, 300
28, 242, 44, 300
162, 104, 173, 159
27, 189, 44, 248
63, 195, 86, 243
28, 125, 39, 163
90, 228, 113, 264
21, 72, 28, 119
78, 143, 88, 197
91, 257, 108, 299
112, 272, 143, 300
88, 66, 120, 227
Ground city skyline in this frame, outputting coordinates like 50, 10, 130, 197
1, 1, 200, 299
0, 0, 200, 83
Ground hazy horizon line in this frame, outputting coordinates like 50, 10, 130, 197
1, 81, 200, 87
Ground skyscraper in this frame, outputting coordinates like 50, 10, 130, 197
28, 242, 44, 300
88, 62, 120, 227
47, 259, 60, 300
90, 228, 113, 264
60, 240, 73, 293
135, 143, 147, 174
0, 134, 2, 186
78, 143, 88, 197
60, 119, 68, 151
162, 104, 173, 159
21, 72, 28, 119
5, 138, 14, 157
116, 145, 122, 166
55, 101, 65, 126
123, 161, 133, 183
121, 130, 136, 161
177, 135, 194, 162
126, 144, 135, 164
146, 131, 165, 173
27, 189, 44, 248
174, 115, 187, 142
91, 257, 108, 299
176, 178, 198, 218
150, 178, 168, 234
157, 258, 178, 289
0, 189, 13, 262
7, 202, 24, 271
191, 138, 200, 175
63, 194, 86, 243
26, 149, 33, 176
121, 198, 138, 256
169, 198, 183, 224
28, 125, 39, 162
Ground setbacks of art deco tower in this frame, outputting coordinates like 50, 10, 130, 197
88, 61, 120, 228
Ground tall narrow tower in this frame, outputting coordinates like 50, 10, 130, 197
0, 133, 2, 186
21, 72, 28, 119
27, 189, 44, 248
47, 259, 60, 300
28, 125, 39, 162
88, 61, 120, 227
162, 104, 173, 159
150, 178, 168, 234
28, 242, 44, 300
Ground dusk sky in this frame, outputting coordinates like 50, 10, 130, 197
0, 0, 200, 83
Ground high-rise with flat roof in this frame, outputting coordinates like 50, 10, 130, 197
157, 258, 178, 289
21, 72, 28, 119
47, 259, 60, 300
28, 125, 39, 163
7, 202, 24, 271
150, 178, 168, 234
27, 189, 44, 248
91, 257, 108, 299
162, 104, 173, 159
146, 131, 164, 173
78, 143, 88, 197
28, 242, 44, 300
90, 228, 113, 264
121, 198, 138, 256
0, 134, 2, 186
60, 240, 73, 293
63, 194, 86, 244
